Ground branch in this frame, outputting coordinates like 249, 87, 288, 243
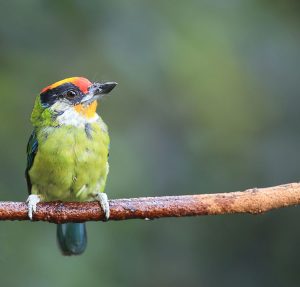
1, 182, 300, 223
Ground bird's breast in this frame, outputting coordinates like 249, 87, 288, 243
29, 122, 109, 201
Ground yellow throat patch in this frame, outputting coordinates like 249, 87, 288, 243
74, 101, 98, 119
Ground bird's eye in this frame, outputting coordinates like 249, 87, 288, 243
66, 90, 77, 98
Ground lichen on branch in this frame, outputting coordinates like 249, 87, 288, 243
1, 182, 299, 223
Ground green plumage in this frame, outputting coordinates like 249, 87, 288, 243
26, 95, 110, 255
28, 122, 109, 201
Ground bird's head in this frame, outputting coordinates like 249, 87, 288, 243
31, 77, 117, 127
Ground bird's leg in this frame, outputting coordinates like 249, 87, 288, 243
26, 194, 42, 220
94, 193, 110, 220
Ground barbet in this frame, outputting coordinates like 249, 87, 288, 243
25, 77, 117, 255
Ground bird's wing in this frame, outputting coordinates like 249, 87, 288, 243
25, 130, 38, 194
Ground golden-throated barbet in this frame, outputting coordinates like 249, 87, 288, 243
25, 77, 117, 255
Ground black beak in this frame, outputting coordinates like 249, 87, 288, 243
90, 81, 117, 96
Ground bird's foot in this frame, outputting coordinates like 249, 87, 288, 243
26, 194, 41, 220
95, 192, 110, 221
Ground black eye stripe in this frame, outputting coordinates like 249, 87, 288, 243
40, 83, 84, 107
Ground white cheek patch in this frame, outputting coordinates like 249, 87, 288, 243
56, 107, 99, 127
51, 100, 70, 111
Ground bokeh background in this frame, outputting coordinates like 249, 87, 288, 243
1, 1, 300, 286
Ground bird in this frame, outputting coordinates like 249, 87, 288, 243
25, 76, 117, 255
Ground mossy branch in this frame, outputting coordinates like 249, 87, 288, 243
0, 182, 299, 223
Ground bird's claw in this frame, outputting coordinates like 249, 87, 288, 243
95, 192, 110, 220
26, 194, 41, 220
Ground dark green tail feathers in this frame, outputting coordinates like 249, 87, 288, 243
57, 223, 87, 255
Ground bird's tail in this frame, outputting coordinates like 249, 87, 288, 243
56, 223, 87, 255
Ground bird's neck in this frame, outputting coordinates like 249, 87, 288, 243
31, 98, 100, 128
56, 107, 99, 127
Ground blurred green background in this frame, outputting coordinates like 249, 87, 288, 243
1, 0, 300, 286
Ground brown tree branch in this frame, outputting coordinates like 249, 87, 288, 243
1, 182, 299, 223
